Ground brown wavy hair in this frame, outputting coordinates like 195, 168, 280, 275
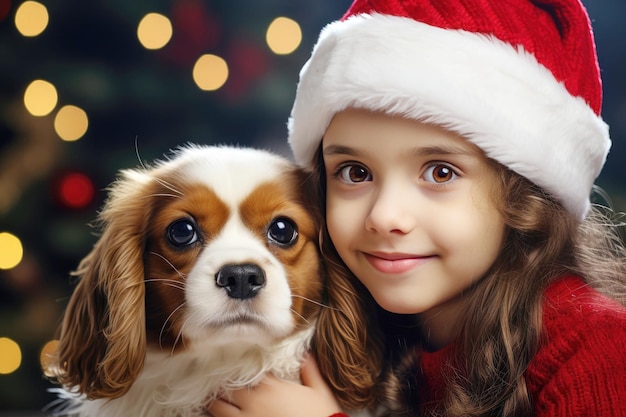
310, 145, 626, 416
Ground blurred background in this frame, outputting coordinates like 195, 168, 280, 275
0, 0, 624, 414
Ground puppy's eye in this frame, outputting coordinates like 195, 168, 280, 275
167, 219, 199, 247
267, 217, 298, 247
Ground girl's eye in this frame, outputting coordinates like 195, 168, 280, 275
423, 164, 457, 184
337, 164, 372, 183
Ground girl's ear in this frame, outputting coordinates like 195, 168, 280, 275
49, 172, 151, 399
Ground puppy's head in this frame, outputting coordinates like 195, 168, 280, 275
48, 145, 323, 399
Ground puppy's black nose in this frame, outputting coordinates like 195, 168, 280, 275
215, 263, 266, 299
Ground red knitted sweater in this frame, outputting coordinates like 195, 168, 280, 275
331, 275, 626, 416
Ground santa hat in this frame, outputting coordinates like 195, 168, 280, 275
287, 0, 611, 220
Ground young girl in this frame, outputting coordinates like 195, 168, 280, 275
208, 0, 626, 416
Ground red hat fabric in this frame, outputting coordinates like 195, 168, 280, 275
341, 0, 604, 115
287, 0, 611, 220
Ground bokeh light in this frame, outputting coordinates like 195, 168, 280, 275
193, 54, 229, 91
40, 340, 59, 376
0, 232, 23, 270
54, 105, 89, 141
266, 17, 302, 55
137, 12, 173, 50
0, 338, 22, 375
14, 1, 49, 37
23, 79, 58, 116
57, 172, 95, 209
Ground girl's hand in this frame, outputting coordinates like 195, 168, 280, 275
207, 354, 343, 417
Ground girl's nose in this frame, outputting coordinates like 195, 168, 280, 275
365, 183, 416, 235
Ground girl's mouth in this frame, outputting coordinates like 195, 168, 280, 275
364, 252, 434, 274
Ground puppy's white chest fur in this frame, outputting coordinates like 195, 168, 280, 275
59, 327, 313, 417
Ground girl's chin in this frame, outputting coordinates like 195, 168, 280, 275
369, 292, 425, 315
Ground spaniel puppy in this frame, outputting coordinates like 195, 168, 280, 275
47, 145, 323, 417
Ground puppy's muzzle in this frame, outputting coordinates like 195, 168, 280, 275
215, 263, 266, 300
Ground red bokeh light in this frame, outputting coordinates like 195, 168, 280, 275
57, 172, 95, 209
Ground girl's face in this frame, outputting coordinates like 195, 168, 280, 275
323, 108, 506, 338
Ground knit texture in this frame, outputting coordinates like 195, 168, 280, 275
341, 0, 603, 114
420, 275, 626, 416
328, 276, 626, 416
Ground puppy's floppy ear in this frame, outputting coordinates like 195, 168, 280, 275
50, 169, 153, 399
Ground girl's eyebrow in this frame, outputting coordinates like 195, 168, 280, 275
322, 144, 360, 157
412, 144, 475, 158
323, 143, 475, 158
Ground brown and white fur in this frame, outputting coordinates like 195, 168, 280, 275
46, 144, 324, 417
